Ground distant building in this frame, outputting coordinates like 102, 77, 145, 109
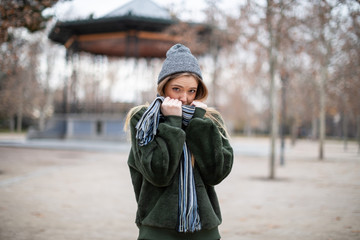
28, 113, 126, 140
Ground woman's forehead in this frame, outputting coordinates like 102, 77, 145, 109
168, 75, 198, 88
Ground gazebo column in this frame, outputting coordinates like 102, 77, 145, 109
126, 30, 140, 58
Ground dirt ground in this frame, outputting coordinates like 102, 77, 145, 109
0, 135, 359, 240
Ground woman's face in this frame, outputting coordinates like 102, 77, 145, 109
164, 75, 199, 105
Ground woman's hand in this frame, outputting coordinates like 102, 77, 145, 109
161, 97, 182, 116
191, 100, 207, 110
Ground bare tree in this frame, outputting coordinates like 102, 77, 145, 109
205, 0, 359, 164
301, 0, 359, 159
0, 34, 26, 131
233, 0, 300, 178
0, 0, 70, 131
328, 1, 360, 152
17, 38, 43, 132
0, 29, 52, 132
37, 40, 58, 131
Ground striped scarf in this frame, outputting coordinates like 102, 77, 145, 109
135, 96, 202, 233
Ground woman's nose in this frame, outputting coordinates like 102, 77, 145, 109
179, 92, 187, 104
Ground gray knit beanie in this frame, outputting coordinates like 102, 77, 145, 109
157, 43, 202, 84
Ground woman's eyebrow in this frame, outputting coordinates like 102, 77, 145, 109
170, 84, 197, 89
170, 84, 184, 88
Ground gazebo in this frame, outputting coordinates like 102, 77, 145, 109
48, 0, 204, 58
33, 0, 210, 140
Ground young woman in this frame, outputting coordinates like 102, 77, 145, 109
125, 43, 233, 240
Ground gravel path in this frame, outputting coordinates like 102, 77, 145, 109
0, 136, 359, 240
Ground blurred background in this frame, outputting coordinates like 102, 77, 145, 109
0, 1, 360, 239
0, 0, 359, 157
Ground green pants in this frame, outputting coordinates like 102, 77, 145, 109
138, 225, 221, 240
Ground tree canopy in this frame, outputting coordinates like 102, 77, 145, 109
0, 0, 64, 42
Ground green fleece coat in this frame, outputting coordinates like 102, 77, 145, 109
128, 106, 234, 231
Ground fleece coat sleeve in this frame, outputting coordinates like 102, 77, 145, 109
185, 108, 234, 186
129, 108, 185, 187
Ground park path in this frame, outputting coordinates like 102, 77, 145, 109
0, 135, 359, 240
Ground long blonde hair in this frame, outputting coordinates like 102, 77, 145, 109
124, 72, 230, 139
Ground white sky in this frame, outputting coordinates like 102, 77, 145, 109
46, 0, 241, 22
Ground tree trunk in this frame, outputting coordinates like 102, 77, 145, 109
16, 77, 25, 133
211, 53, 219, 108
210, 39, 219, 108
311, 114, 318, 140
266, 0, 279, 179
268, 51, 277, 179
319, 65, 327, 160
269, 78, 277, 179
279, 73, 288, 166
39, 110, 45, 131
9, 116, 15, 132
16, 101, 23, 132
357, 114, 360, 155
342, 112, 348, 151
291, 118, 298, 146
38, 88, 53, 131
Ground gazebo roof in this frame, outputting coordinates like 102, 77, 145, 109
104, 0, 172, 20
48, 0, 181, 58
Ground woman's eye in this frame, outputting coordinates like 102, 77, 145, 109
172, 88, 180, 92
189, 89, 197, 93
